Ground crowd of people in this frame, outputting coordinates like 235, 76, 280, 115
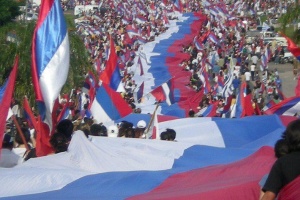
3, 0, 300, 198
74, 0, 299, 118
3, 0, 296, 154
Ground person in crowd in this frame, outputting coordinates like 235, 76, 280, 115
0, 134, 21, 168
89, 123, 107, 137
188, 109, 195, 117
259, 138, 289, 199
232, 75, 241, 95
244, 68, 251, 83
160, 128, 177, 141
13, 127, 32, 160
250, 63, 256, 81
56, 119, 74, 142
261, 119, 300, 199
49, 132, 69, 154
118, 121, 134, 138
134, 120, 147, 138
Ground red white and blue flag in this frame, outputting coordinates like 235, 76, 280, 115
99, 37, 124, 92
234, 82, 255, 118
208, 32, 220, 45
90, 83, 132, 123
134, 81, 144, 103
0, 57, 18, 149
264, 96, 300, 116
150, 79, 175, 106
31, 0, 70, 130
0, 115, 297, 199
173, 0, 183, 12
22, 96, 38, 130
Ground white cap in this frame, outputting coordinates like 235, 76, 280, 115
137, 120, 146, 128
108, 125, 118, 137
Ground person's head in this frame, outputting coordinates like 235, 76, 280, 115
274, 139, 289, 158
137, 120, 146, 129
15, 128, 31, 145
49, 132, 68, 154
99, 125, 108, 137
134, 108, 142, 113
56, 119, 74, 141
118, 121, 134, 138
166, 128, 176, 141
2, 134, 13, 149
188, 109, 195, 117
160, 131, 169, 140
90, 124, 104, 136
282, 119, 300, 152
134, 120, 147, 138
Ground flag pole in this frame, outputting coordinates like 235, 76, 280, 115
12, 115, 30, 151
144, 101, 160, 138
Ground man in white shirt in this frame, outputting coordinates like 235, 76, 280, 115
245, 69, 251, 82
251, 54, 258, 66
0, 134, 21, 168
250, 64, 256, 81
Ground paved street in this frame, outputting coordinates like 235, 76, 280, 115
268, 61, 296, 98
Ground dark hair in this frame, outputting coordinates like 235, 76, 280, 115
160, 129, 176, 141
274, 139, 289, 158
2, 134, 13, 149
15, 128, 31, 144
188, 109, 195, 117
118, 121, 134, 137
100, 125, 107, 137
282, 119, 300, 152
160, 131, 168, 140
56, 119, 74, 141
166, 128, 176, 141
49, 132, 68, 154
90, 124, 107, 137
90, 124, 102, 136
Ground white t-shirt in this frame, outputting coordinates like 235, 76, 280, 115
245, 71, 251, 81
250, 64, 256, 72
251, 55, 258, 65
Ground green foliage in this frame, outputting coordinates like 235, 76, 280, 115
0, 21, 35, 103
279, 6, 300, 43
63, 14, 92, 94
0, 0, 22, 26
0, 13, 91, 105
260, 15, 267, 23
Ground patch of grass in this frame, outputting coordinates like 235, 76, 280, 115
260, 15, 267, 23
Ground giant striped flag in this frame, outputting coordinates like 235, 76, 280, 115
31, 0, 70, 130
0, 57, 18, 149
0, 115, 297, 199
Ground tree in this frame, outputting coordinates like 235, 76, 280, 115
0, 0, 23, 26
279, 4, 300, 43
0, 14, 91, 105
